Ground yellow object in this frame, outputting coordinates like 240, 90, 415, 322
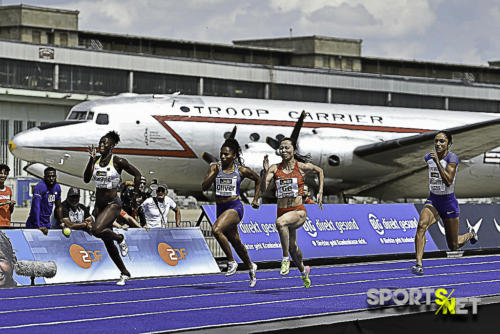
63, 227, 71, 237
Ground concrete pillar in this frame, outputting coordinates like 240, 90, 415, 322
198, 77, 204, 95
54, 64, 59, 90
128, 71, 134, 93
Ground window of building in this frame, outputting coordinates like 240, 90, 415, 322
332, 88, 387, 106
391, 93, 444, 109
271, 84, 327, 103
59, 65, 128, 95
204, 78, 265, 98
0, 58, 53, 90
449, 98, 500, 113
13, 121, 23, 176
47, 32, 54, 45
133, 71, 198, 95
32, 30, 41, 44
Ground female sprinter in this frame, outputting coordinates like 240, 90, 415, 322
202, 138, 262, 287
262, 137, 324, 288
411, 131, 477, 275
84, 131, 142, 285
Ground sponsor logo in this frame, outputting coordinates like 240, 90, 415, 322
437, 220, 446, 235
69, 244, 103, 269
368, 213, 384, 235
466, 218, 482, 235
367, 288, 479, 315
158, 243, 187, 266
494, 218, 500, 233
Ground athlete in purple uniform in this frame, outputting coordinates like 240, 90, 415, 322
84, 131, 142, 285
411, 131, 478, 275
26, 167, 62, 235
202, 138, 262, 287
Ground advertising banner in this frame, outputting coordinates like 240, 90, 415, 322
19, 228, 219, 284
203, 204, 438, 262
417, 204, 500, 251
0, 230, 36, 287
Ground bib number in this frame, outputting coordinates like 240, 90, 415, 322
276, 178, 299, 198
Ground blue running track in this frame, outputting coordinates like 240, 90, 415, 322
1, 254, 500, 333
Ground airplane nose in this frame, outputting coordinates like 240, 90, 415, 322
8, 140, 16, 153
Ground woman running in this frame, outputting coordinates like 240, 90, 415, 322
202, 138, 262, 287
84, 131, 142, 285
261, 137, 324, 288
411, 131, 477, 275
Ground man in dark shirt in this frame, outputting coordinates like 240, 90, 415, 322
26, 167, 62, 235
60, 187, 93, 231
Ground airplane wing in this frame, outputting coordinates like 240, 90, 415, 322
347, 118, 500, 199
354, 118, 500, 167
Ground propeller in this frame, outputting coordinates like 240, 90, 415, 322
265, 110, 306, 150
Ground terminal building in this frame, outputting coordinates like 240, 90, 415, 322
2, 4, 500, 204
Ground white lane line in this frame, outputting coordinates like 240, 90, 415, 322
2, 267, 500, 315
2, 259, 500, 301
2, 277, 500, 331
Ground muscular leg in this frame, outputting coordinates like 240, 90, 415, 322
288, 228, 305, 273
444, 217, 472, 250
226, 222, 253, 268
275, 210, 307, 258
212, 210, 241, 263
415, 205, 439, 266
93, 204, 129, 276
92, 204, 123, 242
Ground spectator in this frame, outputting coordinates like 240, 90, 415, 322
141, 184, 181, 228
26, 167, 62, 235
0, 164, 15, 228
0, 231, 17, 288
114, 209, 150, 232
60, 187, 93, 232
303, 184, 317, 204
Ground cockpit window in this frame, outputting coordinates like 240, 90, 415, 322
68, 111, 89, 120
87, 112, 94, 120
96, 113, 109, 125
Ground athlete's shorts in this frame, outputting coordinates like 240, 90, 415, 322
425, 192, 459, 219
94, 196, 122, 212
277, 205, 307, 218
216, 199, 244, 220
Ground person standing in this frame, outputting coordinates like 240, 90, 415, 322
0, 164, 15, 228
141, 184, 181, 228
26, 167, 62, 235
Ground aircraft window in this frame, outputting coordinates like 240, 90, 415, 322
250, 133, 260, 142
68, 111, 88, 120
180, 106, 190, 113
87, 112, 94, 120
96, 113, 109, 125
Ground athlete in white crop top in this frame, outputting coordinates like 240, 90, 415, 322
411, 131, 477, 276
84, 131, 143, 286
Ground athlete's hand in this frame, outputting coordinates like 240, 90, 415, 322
215, 161, 221, 173
317, 191, 323, 210
251, 199, 260, 210
263, 155, 269, 170
39, 227, 49, 235
145, 225, 150, 232
88, 145, 97, 160
430, 150, 439, 162
9, 200, 16, 207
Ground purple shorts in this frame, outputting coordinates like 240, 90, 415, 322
216, 199, 244, 220
425, 192, 459, 219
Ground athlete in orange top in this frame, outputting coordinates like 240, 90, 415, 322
262, 137, 324, 288
0, 164, 15, 227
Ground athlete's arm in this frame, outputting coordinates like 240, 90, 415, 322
261, 155, 277, 193
299, 162, 324, 209
431, 151, 457, 186
201, 163, 219, 191
240, 166, 262, 209
83, 145, 97, 183
115, 157, 142, 194
173, 206, 181, 227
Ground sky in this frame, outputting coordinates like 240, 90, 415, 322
2, 0, 500, 66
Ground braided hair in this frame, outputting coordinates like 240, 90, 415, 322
104, 131, 121, 145
221, 138, 244, 166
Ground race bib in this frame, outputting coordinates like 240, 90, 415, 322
276, 178, 299, 199
429, 167, 445, 193
215, 177, 237, 197
94, 171, 112, 189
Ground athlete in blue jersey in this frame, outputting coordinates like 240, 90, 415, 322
202, 138, 262, 287
84, 131, 142, 285
411, 131, 478, 275
26, 167, 62, 235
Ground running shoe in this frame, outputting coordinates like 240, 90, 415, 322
301, 266, 311, 288
226, 261, 238, 276
280, 259, 290, 276
119, 235, 128, 257
410, 263, 424, 275
116, 274, 130, 286
249, 263, 257, 288
469, 226, 479, 245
